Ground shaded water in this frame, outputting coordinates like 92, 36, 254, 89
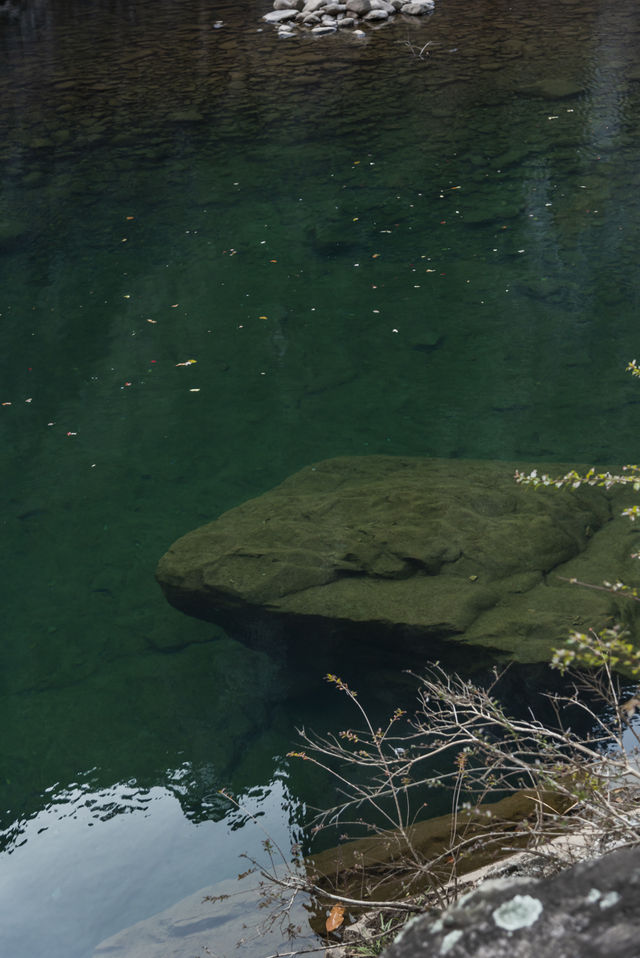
2, 0, 640, 953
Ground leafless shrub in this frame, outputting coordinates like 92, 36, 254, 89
212, 632, 640, 957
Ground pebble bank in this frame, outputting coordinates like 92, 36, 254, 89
263, 0, 435, 38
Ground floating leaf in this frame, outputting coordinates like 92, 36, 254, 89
326, 904, 345, 933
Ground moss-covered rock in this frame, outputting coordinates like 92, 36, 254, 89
156, 456, 639, 663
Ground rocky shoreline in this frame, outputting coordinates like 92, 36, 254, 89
263, 0, 435, 38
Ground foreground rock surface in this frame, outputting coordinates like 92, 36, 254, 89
156, 456, 638, 663
382, 844, 640, 958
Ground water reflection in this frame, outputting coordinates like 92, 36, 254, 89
0, 771, 305, 958
0, 662, 566, 958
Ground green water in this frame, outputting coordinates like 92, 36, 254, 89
1, 0, 640, 952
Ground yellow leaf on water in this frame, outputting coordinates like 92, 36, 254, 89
326, 905, 345, 933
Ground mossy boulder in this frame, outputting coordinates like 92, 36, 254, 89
156, 456, 640, 663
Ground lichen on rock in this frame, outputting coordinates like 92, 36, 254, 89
492, 894, 543, 930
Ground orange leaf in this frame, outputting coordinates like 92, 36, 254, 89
326, 904, 345, 933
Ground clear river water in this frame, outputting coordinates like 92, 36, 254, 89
1, 0, 640, 954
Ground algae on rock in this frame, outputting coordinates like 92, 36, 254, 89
156, 456, 639, 664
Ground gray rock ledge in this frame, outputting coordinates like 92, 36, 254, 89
382, 845, 640, 958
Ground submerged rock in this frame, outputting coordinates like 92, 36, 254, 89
156, 456, 638, 664
92, 867, 315, 958
306, 790, 569, 904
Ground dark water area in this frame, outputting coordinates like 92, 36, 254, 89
1, 0, 640, 953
